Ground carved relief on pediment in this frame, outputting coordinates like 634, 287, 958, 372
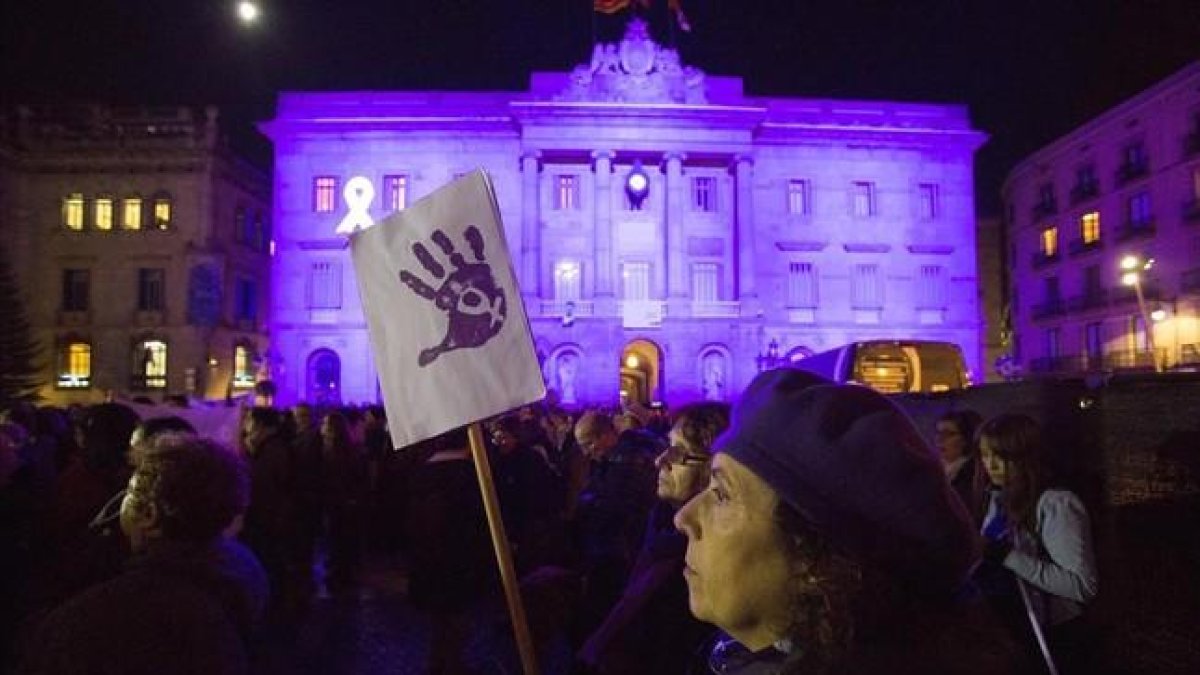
559, 18, 707, 105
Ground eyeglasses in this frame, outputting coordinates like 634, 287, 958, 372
659, 444, 709, 467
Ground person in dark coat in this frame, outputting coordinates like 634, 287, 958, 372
21, 433, 266, 675
578, 402, 729, 674
239, 407, 297, 619
934, 409, 989, 528
490, 414, 568, 571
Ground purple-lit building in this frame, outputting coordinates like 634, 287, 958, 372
261, 19, 986, 407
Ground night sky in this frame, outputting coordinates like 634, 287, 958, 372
3, 0, 1199, 214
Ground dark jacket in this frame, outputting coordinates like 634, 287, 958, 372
576, 430, 660, 564
948, 454, 989, 528
22, 538, 267, 675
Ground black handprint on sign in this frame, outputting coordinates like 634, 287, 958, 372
398, 226, 508, 367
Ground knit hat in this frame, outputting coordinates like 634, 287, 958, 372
714, 368, 978, 596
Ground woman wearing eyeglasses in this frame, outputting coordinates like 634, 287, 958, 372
578, 401, 730, 675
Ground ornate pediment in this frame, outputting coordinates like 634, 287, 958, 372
559, 18, 707, 104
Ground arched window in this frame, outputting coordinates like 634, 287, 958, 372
133, 339, 168, 389
233, 342, 257, 389
57, 340, 92, 388
306, 348, 341, 404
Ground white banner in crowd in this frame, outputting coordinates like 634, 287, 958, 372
349, 170, 545, 449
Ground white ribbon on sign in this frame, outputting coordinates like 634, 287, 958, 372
335, 176, 376, 235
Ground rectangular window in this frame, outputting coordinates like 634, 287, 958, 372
1044, 276, 1061, 303
137, 268, 165, 312
137, 340, 168, 389
62, 269, 90, 311
918, 265, 947, 309
307, 261, 343, 309
1077, 164, 1096, 188
1038, 183, 1055, 207
153, 197, 172, 229
235, 278, 257, 322
692, 177, 718, 212
1128, 191, 1152, 226
787, 262, 819, 308
1124, 142, 1147, 170
233, 345, 256, 388
852, 264, 882, 308
852, 182, 876, 217
553, 260, 582, 301
1045, 327, 1061, 359
1085, 322, 1103, 361
787, 179, 811, 215
1040, 226, 1059, 257
691, 263, 720, 303
1080, 211, 1101, 243
1083, 265, 1101, 295
313, 176, 338, 213
383, 174, 409, 212
554, 174, 580, 211
621, 262, 651, 300
58, 342, 92, 388
122, 197, 142, 230
63, 194, 85, 230
918, 183, 939, 220
94, 197, 113, 231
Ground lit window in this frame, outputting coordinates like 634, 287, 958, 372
787, 262, 818, 308
918, 184, 939, 220
233, 344, 256, 388
1080, 211, 1100, 243
852, 182, 876, 217
554, 175, 580, 211
62, 269, 90, 311
137, 268, 165, 312
383, 174, 409, 212
852, 264, 882, 308
153, 195, 172, 229
122, 197, 142, 230
1040, 226, 1058, 256
313, 176, 338, 213
94, 197, 114, 231
63, 194, 85, 230
308, 261, 342, 309
692, 177, 717, 212
57, 341, 92, 388
787, 180, 811, 215
553, 260, 582, 301
135, 340, 168, 389
620, 262, 651, 300
691, 263, 720, 303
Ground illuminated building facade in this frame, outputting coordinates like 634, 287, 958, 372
1003, 61, 1200, 376
262, 19, 986, 407
0, 105, 271, 404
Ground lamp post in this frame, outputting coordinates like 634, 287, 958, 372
1120, 255, 1162, 373
756, 338, 781, 372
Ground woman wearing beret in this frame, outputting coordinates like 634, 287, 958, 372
674, 369, 1025, 674
978, 413, 1099, 674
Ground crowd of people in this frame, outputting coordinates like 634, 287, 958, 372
0, 368, 1102, 674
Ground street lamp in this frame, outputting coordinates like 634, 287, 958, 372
756, 338, 781, 372
1119, 254, 1162, 373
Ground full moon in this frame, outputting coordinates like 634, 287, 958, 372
237, 1, 260, 24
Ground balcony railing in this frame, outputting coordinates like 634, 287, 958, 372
1110, 284, 1162, 304
691, 301, 741, 318
1030, 250, 1060, 269
1182, 268, 1200, 294
1031, 199, 1057, 218
539, 300, 595, 317
1065, 289, 1108, 312
1068, 237, 1103, 256
1032, 298, 1066, 320
1069, 181, 1099, 205
1114, 219, 1156, 242
1104, 348, 1165, 371
1115, 161, 1150, 186
1182, 198, 1200, 224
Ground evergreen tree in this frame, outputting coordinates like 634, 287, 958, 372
0, 243, 42, 406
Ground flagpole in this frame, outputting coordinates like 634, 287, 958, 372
467, 421, 540, 675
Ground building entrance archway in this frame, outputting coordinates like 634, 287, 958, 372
307, 348, 342, 405
620, 339, 662, 406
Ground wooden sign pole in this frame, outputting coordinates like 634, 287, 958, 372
466, 422, 539, 675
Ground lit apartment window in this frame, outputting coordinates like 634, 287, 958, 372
1080, 211, 1100, 244
852, 182, 876, 217
1127, 191, 1152, 226
553, 260, 582, 301
235, 278, 257, 322
620, 262, 651, 300
62, 269, 90, 311
137, 268, 165, 312
63, 194, 85, 230
94, 196, 114, 231
233, 344, 256, 388
918, 184, 939, 220
787, 262, 818, 308
313, 176, 338, 213
917, 265, 947, 309
851, 264, 882, 308
554, 175, 580, 211
692, 177, 717, 212
307, 261, 342, 309
122, 197, 142, 230
383, 174, 409, 212
787, 179, 811, 215
135, 339, 168, 389
57, 341, 92, 388
691, 263, 720, 303
1040, 226, 1058, 256
152, 194, 172, 229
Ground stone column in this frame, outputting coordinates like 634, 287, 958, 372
592, 151, 615, 307
520, 151, 541, 304
664, 152, 688, 316
734, 154, 758, 311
